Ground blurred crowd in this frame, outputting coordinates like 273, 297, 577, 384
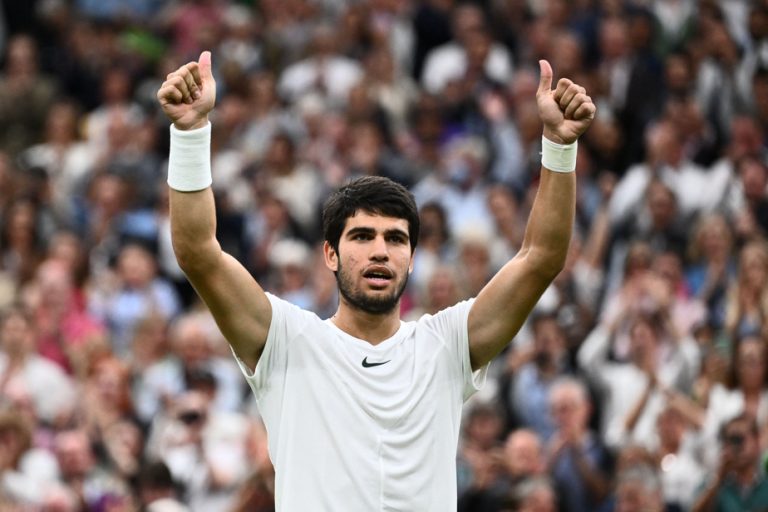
0, 0, 767, 511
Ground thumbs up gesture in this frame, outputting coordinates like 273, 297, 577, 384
157, 51, 217, 130
536, 59, 595, 144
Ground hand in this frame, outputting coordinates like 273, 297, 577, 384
536, 60, 595, 144
480, 92, 509, 124
157, 51, 216, 130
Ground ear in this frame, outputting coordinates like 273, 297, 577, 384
408, 248, 415, 274
323, 241, 338, 272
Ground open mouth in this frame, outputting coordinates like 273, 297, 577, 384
363, 267, 393, 287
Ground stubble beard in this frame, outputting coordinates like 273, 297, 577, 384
336, 261, 409, 315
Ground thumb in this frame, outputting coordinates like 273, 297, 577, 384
199, 50, 214, 81
538, 59, 553, 95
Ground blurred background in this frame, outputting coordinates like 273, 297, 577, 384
0, 0, 767, 511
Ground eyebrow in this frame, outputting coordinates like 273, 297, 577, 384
345, 227, 409, 239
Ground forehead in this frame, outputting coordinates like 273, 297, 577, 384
342, 211, 409, 234
724, 421, 752, 436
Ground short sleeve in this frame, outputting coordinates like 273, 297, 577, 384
422, 299, 489, 401
231, 293, 308, 399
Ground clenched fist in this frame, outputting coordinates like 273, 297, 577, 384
536, 59, 595, 144
157, 51, 216, 131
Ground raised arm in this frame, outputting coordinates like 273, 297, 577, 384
157, 51, 271, 369
468, 60, 595, 370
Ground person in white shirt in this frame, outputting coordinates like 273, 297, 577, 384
156, 50, 594, 510
578, 312, 700, 452
421, 3, 513, 94
277, 24, 362, 105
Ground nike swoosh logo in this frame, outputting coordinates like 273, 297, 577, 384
362, 357, 391, 368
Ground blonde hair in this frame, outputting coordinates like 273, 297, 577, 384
724, 239, 768, 338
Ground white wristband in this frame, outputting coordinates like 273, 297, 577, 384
168, 123, 212, 191
541, 136, 577, 173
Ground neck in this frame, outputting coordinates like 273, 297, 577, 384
660, 439, 680, 455
5, 350, 27, 364
331, 303, 401, 345
734, 465, 757, 487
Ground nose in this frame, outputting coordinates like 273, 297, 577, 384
369, 235, 389, 261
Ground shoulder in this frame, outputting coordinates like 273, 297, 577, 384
414, 299, 475, 326
266, 292, 320, 320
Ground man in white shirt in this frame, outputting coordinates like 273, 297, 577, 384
421, 3, 513, 94
156, 51, 594, 510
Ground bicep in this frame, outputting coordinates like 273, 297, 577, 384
467, 252, 553, 370
185, 251, 271, 368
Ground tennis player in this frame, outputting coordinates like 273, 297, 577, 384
157, 50, 594, 511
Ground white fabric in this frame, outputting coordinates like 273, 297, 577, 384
277, 56, 363, 103
608, 160, 725, 227
234, 294, 487, 511
167, 123, 212, 192
577, 326, 700, 450
541, 136, 577, 173
658, 434, 706, 510
0, 354, 76, 424
421, 42, 513, 94
699, 384, 768, 469
21, 142, 98, 221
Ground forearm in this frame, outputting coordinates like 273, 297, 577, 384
170, 187, 222, 272
582, 202, 610, 269
572, 452, 610, 501
623, 382, 653, 433
692, 480, 721, 512
519, 167, 575, 276
577, 325, 611, 374
666, 390, 706, 429
167, 122, 221, 273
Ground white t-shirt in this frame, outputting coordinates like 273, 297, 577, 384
233, 294, 487, 511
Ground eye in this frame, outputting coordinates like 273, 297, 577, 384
351, 232, 371, 241
386, 234, 407, 244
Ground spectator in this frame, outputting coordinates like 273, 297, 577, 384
508, 312, 572, 441
133, 312, 242, 425
684, 213, 737, 328
0, 411, 58, 508
146, 388, 252, 512
458, 427, 546, 512
0, 34, 57, 157
546, 377, 611, 512
79, 356, 138, 446
407, 264, 464, 320
52, 428, 129, 510
265, 238, 314, 309
723, 240, 768, 340
729, 154, 768, 239
457, 403, 505, 500
608, 120, 714, 229
257, 133, 324, 236
412, 135, 495, 240
409, 201, 452, 292
0, 306, 76, 426
578, 311, 699, 450
137, 460, 189, 512
0, 198, 46, 287
652, 406, 705, 510
277, 23, 363, 104
22, 259, 106, 375
89, 243, 181, 355
613, 464, 668, 512
693, 413, 768, 512
511, 476, 558, 512
421, 3, 512, 94
19, 100, 97, 225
